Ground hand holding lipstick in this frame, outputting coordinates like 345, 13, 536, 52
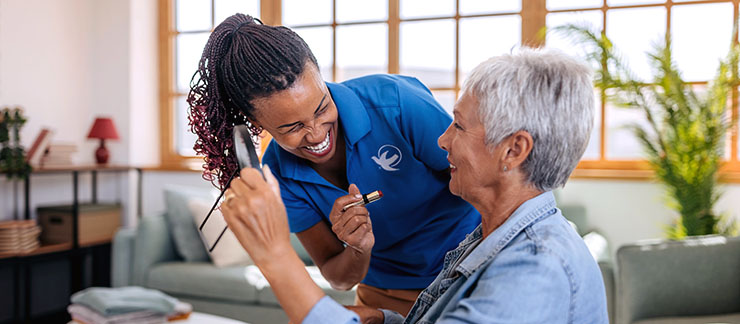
329, 184, 375, 254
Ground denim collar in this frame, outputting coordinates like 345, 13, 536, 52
456, 191, 557, 277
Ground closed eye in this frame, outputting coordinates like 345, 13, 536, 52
286, 123, 303, 133
315, 103, 329, 116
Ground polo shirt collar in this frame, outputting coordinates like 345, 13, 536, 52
326, 82, 371, 146
273, 82, 371, 184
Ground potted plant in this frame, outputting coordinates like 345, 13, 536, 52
0, 107, 32, 220
555, 24, 739, 239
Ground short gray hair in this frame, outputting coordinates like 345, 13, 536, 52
462, 48, 594, 191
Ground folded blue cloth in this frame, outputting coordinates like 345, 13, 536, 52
71, 286, 178, 317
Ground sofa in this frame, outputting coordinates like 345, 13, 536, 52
616, 235, 740, 324
112, 213, 356, 324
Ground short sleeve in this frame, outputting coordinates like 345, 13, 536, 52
397, 77, 453, 171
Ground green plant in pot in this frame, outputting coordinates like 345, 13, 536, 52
555, 24, 739, 239
0, 107, 31, 180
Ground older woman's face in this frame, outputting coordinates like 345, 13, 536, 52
438, 93, 499, 200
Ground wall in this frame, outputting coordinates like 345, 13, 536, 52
0, 0, 159, 226
559, 179, 740, 257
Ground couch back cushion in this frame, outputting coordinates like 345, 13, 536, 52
617, 235, 740, 323
188, 199, 254, 267
163, 186, 216, 262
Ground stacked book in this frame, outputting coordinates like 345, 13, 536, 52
68, 287, 192, 324
41, 143, 78, 167
0, 220, 41, 254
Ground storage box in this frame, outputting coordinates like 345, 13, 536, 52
37, 204, 121, 246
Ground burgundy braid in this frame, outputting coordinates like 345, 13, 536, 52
187, 13, 318, 189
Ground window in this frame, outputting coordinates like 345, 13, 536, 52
159, 0, 264, 168
544, 0, 740, 178
162, 0, 740, 180
284, 0, 521, 115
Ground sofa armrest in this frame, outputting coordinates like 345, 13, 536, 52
111, 227, 136, 287
616, 236, 740, 324
598, 260, 615, 324
132, 214, 179, 286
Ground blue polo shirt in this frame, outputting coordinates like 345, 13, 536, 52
262, 74, 480, 289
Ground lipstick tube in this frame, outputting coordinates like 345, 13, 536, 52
342, 190, 383, 211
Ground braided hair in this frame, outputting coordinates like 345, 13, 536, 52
188, 13, 318, 189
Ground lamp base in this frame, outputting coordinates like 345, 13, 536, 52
95, 139, 109, 164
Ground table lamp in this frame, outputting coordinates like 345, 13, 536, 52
87, 117, 120, 164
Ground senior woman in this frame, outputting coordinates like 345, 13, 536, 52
221, 48, 609, 324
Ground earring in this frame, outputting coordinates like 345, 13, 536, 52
503, 166, 508, 172
248, 124, 263, 135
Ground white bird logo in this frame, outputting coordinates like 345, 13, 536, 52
372, 145, 402, 171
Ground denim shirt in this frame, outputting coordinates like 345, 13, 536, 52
303, 191, 608, 324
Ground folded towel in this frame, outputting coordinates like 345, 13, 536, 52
68, 304, 166, 324
71, 286, 179, 317
69, 302, 192, 324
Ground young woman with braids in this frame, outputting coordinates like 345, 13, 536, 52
188, 13, 479, 316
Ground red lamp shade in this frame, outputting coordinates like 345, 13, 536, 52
87, 117, 120, 140
87, 117, 119, 164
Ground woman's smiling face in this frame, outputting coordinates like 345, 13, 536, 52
250, 63, 340, 165
437, 92, 500, 201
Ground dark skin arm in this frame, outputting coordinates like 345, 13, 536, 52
297, 184, 374, 291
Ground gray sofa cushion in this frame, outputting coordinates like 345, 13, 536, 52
633, 313, 740, 324
255, 266, 356, 307
617, 235, 740, 324
147, 262, 258, 303
163, 186, 216, 262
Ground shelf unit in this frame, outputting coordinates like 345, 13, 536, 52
0, 165, 141, 323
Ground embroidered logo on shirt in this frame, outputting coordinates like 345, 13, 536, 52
372, 144, 402, 171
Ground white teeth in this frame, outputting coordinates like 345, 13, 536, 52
450, 164, 456, 169
305, 131, 331, 153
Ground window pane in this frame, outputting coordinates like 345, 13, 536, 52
177, 33, 210, 93
283, 0, 332, 26
605, 105, 648, 159
606, 7, 666, 82
401, 0, 454, 19
548, 0, 602, 11
336, 23, 388, 82
607, 0, 664, 6
604, 88, 661, 159
459, 0, 520, 15
582, 90, 602, 160
400, 20, 455, 88
672, 3, 734, 82
293, 27, 334, 81
432, 91, 456, 116
176, 0, 212, 32
214, 0, 259, 25
546, 10, 603, 62
337, 0, 387, 23
176, 96, 199, 156
459, 16, 521, 83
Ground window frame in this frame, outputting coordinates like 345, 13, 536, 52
159, 0, 740, 182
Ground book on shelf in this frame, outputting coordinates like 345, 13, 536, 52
40, 142, 78, 167
26, 128, 53, 166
